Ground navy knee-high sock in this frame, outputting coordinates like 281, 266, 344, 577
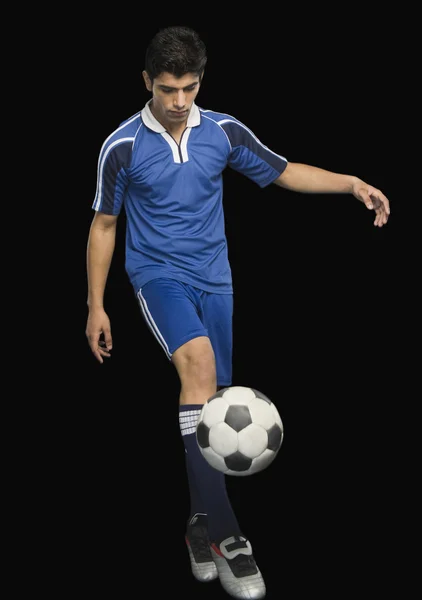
179, 404, 242, 544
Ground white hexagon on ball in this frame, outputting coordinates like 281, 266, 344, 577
209, 422, 238, 456
249, 449, 277, 474
238, 423, 268, 458
201, 396, 229, 428
248, 397, 276, 430
222, 386, 256, 405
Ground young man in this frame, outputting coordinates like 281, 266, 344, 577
85, 25, 390, 600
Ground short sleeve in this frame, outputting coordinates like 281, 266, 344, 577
221, 119, 288, 188
92, 139, 133, 215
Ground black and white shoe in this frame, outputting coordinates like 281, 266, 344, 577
211, 535, 266, 599
185, 513, 218, 582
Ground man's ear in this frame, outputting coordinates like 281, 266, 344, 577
142, 70, 152, 92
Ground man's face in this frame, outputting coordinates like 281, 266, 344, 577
142, 71, 201, 128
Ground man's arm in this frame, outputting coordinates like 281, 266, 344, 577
274, 162, 390, 227
86, 212, 118, 363
86, 212, 118, 309
275, 162, 357, 194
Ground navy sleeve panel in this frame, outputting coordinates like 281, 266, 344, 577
221, 120, 288, 187
93, 141, 133, 215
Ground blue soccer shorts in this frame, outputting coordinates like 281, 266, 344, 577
136, 278, 233, 387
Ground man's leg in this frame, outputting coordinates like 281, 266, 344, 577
174, 337, 266, 599
137, 281, 240, 583
173, 336, 242, 543
199, 291, 267, 599
138, 280, 265, 597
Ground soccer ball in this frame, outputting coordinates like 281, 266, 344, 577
196, 386, 283, 476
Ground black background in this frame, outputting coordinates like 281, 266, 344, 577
33, 8, 407, 599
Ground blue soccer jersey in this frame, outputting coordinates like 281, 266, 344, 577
92, 100, 288, 294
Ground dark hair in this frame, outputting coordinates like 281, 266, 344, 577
145, 26, 207, 81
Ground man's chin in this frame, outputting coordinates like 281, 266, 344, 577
168, 110, 189, 119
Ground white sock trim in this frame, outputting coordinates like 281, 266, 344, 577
179, 409, 201, 437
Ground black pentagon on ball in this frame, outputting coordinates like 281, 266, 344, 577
196, 422, 210, 448
251, 388, 272, 404
224, 405, 252, 432
225, 451, 252, 472
267, 423, 283, 451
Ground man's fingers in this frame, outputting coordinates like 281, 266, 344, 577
362, 188, 390, 219
86, 315, 112, 363
94, 351, 104, 364
90, 341, 104, 363
92, 344, 111, 363
361, 191, 374, 210
87, 331, 111, 363
103, 329, 113, 350
371, 190, 390, 214
361, 188, 390, 227
373, 206, 389, 227
98, 346, 111, 356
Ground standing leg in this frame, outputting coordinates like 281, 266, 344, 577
138, 280, 265, 597
175, 338, 266, 598
199, 291, 267, 599
173, 336, 243, 542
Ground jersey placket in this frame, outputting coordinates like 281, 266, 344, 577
161, 128, 192, 164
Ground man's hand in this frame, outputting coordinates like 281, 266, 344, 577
352, 180, 390, 227
86, 309, 113, 363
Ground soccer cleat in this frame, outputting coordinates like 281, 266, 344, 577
185, 513, 218, 582
210, 535, 266, 599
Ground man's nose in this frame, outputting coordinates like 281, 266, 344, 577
174, 91, 186, 109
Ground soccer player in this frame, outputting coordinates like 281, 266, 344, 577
85, 25, 390, 599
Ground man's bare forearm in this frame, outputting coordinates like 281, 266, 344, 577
86, 224, 116, 310
275, 162, 359, 194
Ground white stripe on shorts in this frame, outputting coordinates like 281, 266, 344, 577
137, 288, 172, 360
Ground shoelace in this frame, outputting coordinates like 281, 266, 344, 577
231, 553, 257, 576
189, 528, 212, 560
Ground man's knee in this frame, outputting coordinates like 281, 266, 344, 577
172, 336, 216, 386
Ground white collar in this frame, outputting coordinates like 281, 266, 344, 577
141, 100, 201, 132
